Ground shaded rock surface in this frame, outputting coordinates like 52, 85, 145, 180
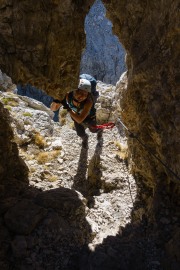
0, 0, 94, 96
103, 0, 180, 184
16, 83, 60, 122
16, 84, 53, 108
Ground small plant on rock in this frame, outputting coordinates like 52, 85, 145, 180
34, 132, 47, 149
37, 150, 60, 164
114, 141, 128, 161
2, 97, 19, 107
37, 152, 49, 164
23, 112, 33, 117
59, 109, 68, 126
4, 105, 12, 111
59, 109, 68, 118
60, 117, 66, 126
47, 175, 58, 182
69, 121, 75, 129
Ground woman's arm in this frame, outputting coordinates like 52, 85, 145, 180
50, 97, 65, 111
50, 101, 62, 111
69, 98, 93, 124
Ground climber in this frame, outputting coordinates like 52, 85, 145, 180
50, 78, 102, 148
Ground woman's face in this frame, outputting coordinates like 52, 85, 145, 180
73, 89, 88, 102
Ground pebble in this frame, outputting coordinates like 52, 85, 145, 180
57, 158, 63, 164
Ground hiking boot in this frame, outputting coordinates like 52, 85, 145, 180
81, 134, 89, 148
97, 129, 103, 140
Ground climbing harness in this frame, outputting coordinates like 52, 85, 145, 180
91, 122, 115, 130
116, 118, 180, 182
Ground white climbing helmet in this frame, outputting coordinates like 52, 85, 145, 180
78, 79, 91, 92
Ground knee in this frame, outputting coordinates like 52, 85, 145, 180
89, 126, 97, 133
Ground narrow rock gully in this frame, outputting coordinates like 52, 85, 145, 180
0, 90, 164, 269
27, 121, 163, 270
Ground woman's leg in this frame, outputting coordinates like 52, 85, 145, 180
87, 117, 103, 139
74, 121, 88, 148
86, 117, 97, 133
74, 120, 86, 138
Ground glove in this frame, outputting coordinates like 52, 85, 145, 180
63, 103, 71, 111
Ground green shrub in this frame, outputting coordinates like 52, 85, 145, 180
23, 112, 33, 117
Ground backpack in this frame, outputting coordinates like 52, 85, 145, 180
79, 73, 99, 103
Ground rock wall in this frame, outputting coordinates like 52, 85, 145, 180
80, 0, 126, 84
0, 0, 94, 97
103, 0, 179, 186
102, 1, 180, 264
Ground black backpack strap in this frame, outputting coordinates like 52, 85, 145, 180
53, 99, 61, 103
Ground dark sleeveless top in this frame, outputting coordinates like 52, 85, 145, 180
64, 92, 96, 119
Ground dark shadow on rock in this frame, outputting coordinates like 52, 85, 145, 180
72, 146, 89, 196
0, 103, 29, 201
1, 141, 178, 270
1, 186, 93, 270
72, 134, 104, 208
79, 223, 155, 270
78, 173, 180, 270
0, 103, 92, 269
17, 84, 60, 122
86, 135, 104, 208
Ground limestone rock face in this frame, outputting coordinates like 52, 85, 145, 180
0, 0, 94, 97
0, 70, 17, 92
102, 1, 179, 264
80, 0, 126, 84
94, 81, 116, 123
103, 0, 180, 186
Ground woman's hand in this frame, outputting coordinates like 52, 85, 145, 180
50, 102, 61, 111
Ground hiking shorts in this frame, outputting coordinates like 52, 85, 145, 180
73, 115, 97, 137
